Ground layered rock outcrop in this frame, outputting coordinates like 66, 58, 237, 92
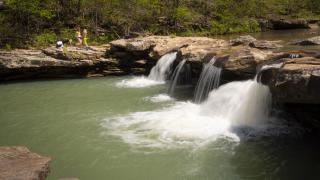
0, 46, 131, 80
108, 35, 284, 80
0, 146, 50, 180
260, 56, 320, 104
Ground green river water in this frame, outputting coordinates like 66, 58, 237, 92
0, 77, 320, 180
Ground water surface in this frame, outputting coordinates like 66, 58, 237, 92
0, 77, 320, 180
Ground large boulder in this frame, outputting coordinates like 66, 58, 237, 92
260, 56, 320, 104
218, 46, 286, 79
0, 146, 50, 180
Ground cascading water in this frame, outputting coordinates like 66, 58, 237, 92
105, 75, 277, 148
168, 60, 191, 96
148, 52, 178, 81
117, 52, 177, 88
194, 58, 222, 103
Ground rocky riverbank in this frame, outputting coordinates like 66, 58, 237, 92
1, 35, 320, 107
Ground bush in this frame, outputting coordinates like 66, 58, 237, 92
33, 31, 57, 48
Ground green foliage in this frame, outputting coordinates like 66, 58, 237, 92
34, 32, 57, 48
1, 0, 320, 48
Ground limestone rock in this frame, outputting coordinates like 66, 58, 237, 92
108, 36, 228, 60
260, 57, 320, 104
0, 146, 50, 180
219, 46, 285, 78
43, 46, 106, 61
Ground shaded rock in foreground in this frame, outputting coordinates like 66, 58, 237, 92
0, 146, 50, 180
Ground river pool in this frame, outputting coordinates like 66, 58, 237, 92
1, 77, 320, 180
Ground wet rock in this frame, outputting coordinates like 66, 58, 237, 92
0, 146, 50, 180
260, 57, 320, 104
294, 36, 320, 46
249, 40, 283, 50
230, 35, 257, 46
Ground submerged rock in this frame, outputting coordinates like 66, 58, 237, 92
261, 56, 320, 104
0, 146, 50, 180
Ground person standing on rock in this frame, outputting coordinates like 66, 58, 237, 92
82, 27, 89, 50
75, 27, 82, 47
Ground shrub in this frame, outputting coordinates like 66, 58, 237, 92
33, 31, 57, 48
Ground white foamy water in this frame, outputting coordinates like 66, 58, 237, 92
105, 79, 291, 149
194, 58, 222, 103
116, 76, 164, 88
116, 52, 177, 88
144, 94, 174, 103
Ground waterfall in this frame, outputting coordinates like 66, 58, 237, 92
168, 60, 191, 96
194, 58, 222, 103
148, 52, 177, 82
117, 52, 177, 88
106, 76, 273, 148
200, 78, 271, 127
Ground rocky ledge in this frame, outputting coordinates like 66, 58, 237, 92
0, 46, 129, 81
108, 35, 284, 80
260, 55, 320, 104
1, 35, 320, 106
0, 146, 50, 180
107, 35, 320, 106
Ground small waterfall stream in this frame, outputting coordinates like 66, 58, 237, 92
148, 52, 178, 81
117, 52, 177, 88
194, 58, 222, 103
168, 60, 191, 96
